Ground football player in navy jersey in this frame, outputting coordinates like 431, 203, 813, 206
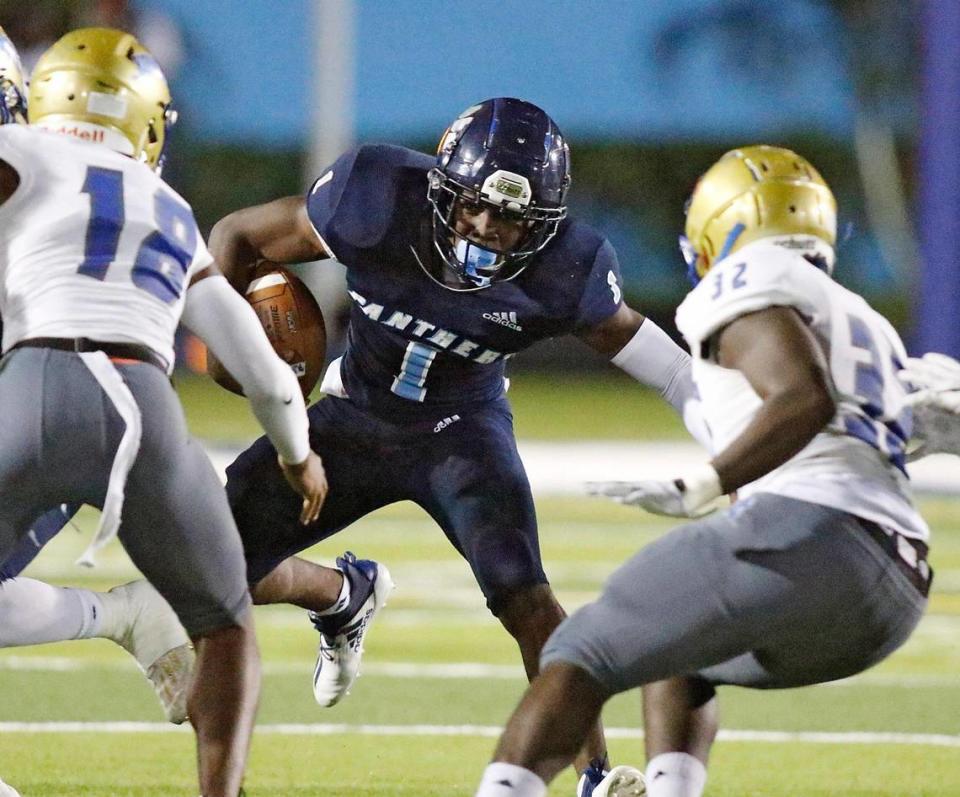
210, 98, 703, 796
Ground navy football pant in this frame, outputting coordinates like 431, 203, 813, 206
0, 504, 80, 580
226, 396, 547, 614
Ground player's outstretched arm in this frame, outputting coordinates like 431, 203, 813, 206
589, 305, 835, 518
577, 303, 695, 409
577, 303, 710, 447
182, 269, 327, 523
208, 196, 328, 292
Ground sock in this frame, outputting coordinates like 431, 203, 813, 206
313, 571, 351, 616
0, 577, 105, 645
475, 763, 547, 797
91, 585, 134, 644
645, 752, 707, 797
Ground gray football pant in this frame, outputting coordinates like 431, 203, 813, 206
542, 494, 926, 693
0, 348, 250, 636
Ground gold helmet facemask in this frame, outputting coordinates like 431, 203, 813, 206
29, 27, 177, 171
680, 145, 838, 285
0, 26, 28, 124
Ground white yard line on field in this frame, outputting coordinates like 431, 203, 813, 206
0, 655, 957, 688
1, 721, 958, 748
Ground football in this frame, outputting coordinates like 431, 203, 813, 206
207, 265, 326, 399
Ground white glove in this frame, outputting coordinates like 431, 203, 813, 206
588, 463, 723, 518
908, 401, 960, 459
899, 352, 960, 413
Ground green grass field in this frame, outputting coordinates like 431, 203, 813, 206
1, 376, 958, 795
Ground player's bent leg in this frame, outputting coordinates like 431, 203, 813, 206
0, 577, 103, 645
249, 555, 344, 608
0, 503, 80, 578
420, 403, 634, 790
497, 584, 625, 790
228, 399, 402, 707
642, 677, 717, 762
0, 576, 192, 723
112, 362, 260, 795
307, 551, 394, 707
640, 678, 714, 797
248, 553, 394, 707
189, 611, 260, 797
497, 584, 566, 679
101, 580, 194, 724
478, 662, 639, 796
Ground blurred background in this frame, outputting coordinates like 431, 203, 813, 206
3, 0, 956, 374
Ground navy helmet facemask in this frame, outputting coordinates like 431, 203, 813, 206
426, 98, 571, 291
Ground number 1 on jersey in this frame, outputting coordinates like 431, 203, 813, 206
76, 166, 196, 303
391, 342, 437, 402
78, 167, 124, 281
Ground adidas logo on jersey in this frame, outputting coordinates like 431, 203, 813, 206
434, 414, 461, 433
483, 311, 522, 331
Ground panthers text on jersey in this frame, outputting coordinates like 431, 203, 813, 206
0, 125, 213, 370
305, 144, 624, 418
675, 239, 928, 541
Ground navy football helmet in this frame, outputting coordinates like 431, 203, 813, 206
427, 98, 570, 290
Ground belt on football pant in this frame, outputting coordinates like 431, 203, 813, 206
856, 517, 932, 598
9, 336, 169, 373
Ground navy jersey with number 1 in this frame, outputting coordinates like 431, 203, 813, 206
305, 144, 624, 418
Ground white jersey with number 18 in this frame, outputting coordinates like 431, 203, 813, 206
675, 239, 928, 541
0, 124, 213, 370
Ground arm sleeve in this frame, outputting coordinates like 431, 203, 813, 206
181, 275, 311, 464
611, 319, 693, 410
609, 319, 713, 449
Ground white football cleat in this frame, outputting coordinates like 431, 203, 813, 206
108, 580, 194, 724
309, 552, 394, 707
579, 765, 646, 797
0, 777, 21, 796
595, 766, 646, 797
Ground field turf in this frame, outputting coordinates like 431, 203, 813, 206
0, 375, 957, 795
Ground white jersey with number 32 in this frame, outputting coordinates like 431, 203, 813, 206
0, 125, 213, 369
676, 239, 928, 541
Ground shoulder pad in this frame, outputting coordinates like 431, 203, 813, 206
676, 242, 827, 349
305, 144, 432, 256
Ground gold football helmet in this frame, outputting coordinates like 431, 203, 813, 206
29, 28, 176, 170
681, 145, 837, 282
0, 26, 28, 124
